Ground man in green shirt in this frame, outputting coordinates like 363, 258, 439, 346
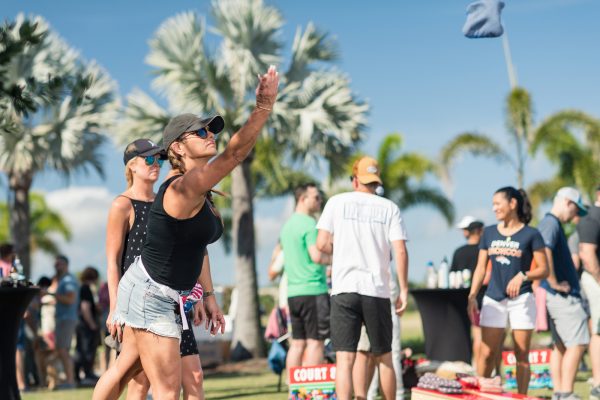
280, 183, 331, 368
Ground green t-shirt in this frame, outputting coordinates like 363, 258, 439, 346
280, 213, 328, 297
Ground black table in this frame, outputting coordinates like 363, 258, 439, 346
410, 288, 472, 363
0, 286, 39, 400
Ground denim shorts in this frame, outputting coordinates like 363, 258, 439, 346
113, 257, 183, 339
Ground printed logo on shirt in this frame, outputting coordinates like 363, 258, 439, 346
343, 202, 388, 224
488, 238, 522, 259
496, 256, 511, 265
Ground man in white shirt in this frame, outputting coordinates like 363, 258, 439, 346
316, 156, 409, 400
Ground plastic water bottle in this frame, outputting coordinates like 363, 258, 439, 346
462, 269, 472, 288
437, 257, 449, 289
426, 261, 437, 288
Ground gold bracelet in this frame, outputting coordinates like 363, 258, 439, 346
203, 290, 215, 298
256, 104, 272, 111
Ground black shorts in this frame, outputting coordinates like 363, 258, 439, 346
180, 311, 199, 357
330, 293, 392, 355
288, 293, 330, 340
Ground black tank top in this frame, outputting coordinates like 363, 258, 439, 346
120, 197, 153, 275
141, 175, 223, 290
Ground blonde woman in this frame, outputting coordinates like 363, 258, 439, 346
101, 139, 206, 399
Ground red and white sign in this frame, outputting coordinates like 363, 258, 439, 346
289, 364, 336, 385
502, 349, 551, 365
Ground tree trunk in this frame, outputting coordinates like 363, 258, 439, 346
8, 169, 33, 279
230, 158, 265, 358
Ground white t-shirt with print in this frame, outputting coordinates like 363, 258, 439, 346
317, 191, 408, 299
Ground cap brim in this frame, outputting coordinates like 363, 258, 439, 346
137, 146, 164, 157
188, 115, 225, 134
357, 174, 382, 185
577, 203, 588, 217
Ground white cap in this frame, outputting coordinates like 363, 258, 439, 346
556, 187, 587, 216
456, 215, 476, 229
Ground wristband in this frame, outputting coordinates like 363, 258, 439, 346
520, 271, 528, 282
203, 290, 215, 299
256, 104, 272, 111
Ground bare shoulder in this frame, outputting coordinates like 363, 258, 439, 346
110, 195, 133, 216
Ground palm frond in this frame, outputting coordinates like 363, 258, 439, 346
117, 89, 170, 146
394, 184, 455, 225
286, 22, 338, 83
505, 87, 534, 145
212, 0, 283, 103
439, 132, 513, 181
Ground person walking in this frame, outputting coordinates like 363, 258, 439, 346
316, 156, 409, 400
577, 186, 600, 400
468, 187, 549, 395
280, 183, 331, 369
75, 266, 101, 385
538, 187, 589, 400
99, 138, 207, 399
93, 65, 279, 400
51, 255, 79, 389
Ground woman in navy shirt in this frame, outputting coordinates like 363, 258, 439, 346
468, 187, 548, 394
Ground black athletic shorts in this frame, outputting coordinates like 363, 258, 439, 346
330, 293, 392, 355
180, 310, 199, 357
288, 293, 330, 340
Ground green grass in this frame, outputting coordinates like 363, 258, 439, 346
22, 370, 286, 400
21, 312, 595, 399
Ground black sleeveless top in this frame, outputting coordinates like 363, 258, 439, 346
141, 175, 223, 290
120, 198, 153, 275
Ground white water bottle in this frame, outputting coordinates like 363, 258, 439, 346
437, 257, 449, 289
426, 261, 437, 288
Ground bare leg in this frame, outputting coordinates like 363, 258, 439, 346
550, 345, 564, 395
286, 339, 306, 369
479, 327, 505, 377
352, 351, 371, 400
181, 355, 204, 400
93, 327, 144, 400
56, 347, 75, 385
304, 339, 324, 366
591, 332, 600, 386
135, 329, 181, 400
512, 329, 533, 394
471, 325, 482, 371
374, 352, 396, 400
16, 349, 26, 390
126, 371, 150, 400
336, 351, 356, 400
560, 345, 586, 393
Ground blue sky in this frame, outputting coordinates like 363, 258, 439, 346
3, 0, 600, 286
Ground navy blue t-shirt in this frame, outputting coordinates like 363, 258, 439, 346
538, 213, 581, 297
480, 224, 545, 301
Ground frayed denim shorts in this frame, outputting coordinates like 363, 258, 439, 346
113, 257, 186, 340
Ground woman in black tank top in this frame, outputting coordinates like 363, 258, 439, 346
101, 139, 207, 400
95, 66, 278, 399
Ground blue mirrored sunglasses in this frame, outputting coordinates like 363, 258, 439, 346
185, 127, 217, 140
143, 155, 164, 167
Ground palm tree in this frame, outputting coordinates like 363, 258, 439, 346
117, 0, 368, 357
529, 110, 600, 205
0, 14, 119, 277
440, 87, 533, 189
0, 192, 72, 255
377, 133, 454, 224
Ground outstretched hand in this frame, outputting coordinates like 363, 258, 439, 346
255, 65, 279, 110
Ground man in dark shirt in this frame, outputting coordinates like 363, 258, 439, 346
451, 216, 484, 274
538, 187, 589, 400
577, 186, 600, 400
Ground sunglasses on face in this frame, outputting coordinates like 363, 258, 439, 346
183, 127, 217, 140
143, 155, 164, 167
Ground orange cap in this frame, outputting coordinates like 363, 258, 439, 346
352, 156, 382, 185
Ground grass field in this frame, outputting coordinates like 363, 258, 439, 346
21, 312, 595, 399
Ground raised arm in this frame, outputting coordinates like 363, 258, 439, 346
176, 66, 279, 197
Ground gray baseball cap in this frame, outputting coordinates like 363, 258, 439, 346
162, 113, 225, 151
